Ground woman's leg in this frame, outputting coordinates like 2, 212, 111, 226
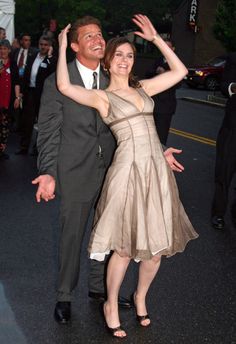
135, 255, 161, 326
104, 252, 131, 337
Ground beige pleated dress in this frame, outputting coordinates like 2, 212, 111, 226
88, 87, 198, 262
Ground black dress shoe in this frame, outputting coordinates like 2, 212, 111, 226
15, 148, 28, 155
54, 301, 71, 324
88, 292, 133, 309
211, 216, 225, 230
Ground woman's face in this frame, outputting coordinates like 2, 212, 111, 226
109, 43, 134, 77
0, 46, 10, 59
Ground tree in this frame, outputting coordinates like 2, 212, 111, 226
214, 0, 236, 51
15, 0, 105, 42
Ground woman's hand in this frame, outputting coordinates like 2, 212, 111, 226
132, 14, 157, 42
58, 24, 71, 50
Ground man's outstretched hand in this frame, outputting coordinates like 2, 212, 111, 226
32, 174, 56, 202
164, 147, 184, 172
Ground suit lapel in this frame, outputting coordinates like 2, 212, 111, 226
96, 68, 109, 132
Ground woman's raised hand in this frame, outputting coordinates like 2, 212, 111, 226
132, 14, 157, 42
58, 24, 71, 50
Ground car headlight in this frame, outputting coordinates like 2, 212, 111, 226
195, 70, 204, 76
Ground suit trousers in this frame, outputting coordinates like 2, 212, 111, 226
57, 190, 106, 301
212, 126, 236, 217
20, 88, 39, 150
153, 112, 173, 145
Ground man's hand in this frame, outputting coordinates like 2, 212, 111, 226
164, 147, 184, 172
32, 174, 56, 202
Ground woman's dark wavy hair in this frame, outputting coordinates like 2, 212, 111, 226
103, 37, 141, 88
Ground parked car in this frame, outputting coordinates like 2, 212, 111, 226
184, 56, 226, 91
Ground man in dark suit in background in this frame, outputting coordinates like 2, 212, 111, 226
11, 33, 37, 131
32, 16, 131, 324
15, 36, 57, 155
147, 40, 178, 145
211, 52, 236, 230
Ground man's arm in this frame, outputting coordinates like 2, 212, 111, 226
32, 73, 63, 202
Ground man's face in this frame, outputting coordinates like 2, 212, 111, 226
20, 35, 31, 49
71, 24, 105, 64
0, 29, 6, 40
39, 39, 51, 55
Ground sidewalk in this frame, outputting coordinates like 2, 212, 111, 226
177, 86, 227, 108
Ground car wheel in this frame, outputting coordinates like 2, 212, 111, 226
205, 77, 218, 91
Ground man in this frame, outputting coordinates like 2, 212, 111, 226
0, 27, 6, 40
11, 33, 36, 80
11, 33, 37, 132
147, 40, 178, 145
15, 36, 57, 155
211, 52, 236, 230
32, 16, 131, 324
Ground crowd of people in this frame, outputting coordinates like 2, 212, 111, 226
1, 12, 235, 339
0, 27, 58, 159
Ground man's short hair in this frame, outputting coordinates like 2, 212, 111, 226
19, 33, 31, 40
69, 16, 102, 43
39, 35, 53, 46
0, 27, 6, 31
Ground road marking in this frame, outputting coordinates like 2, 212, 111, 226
170, 128, 216, 146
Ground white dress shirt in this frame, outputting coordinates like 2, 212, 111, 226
30, 53, 44, 87
76, 59, 100, 89
17, 48, 28, 67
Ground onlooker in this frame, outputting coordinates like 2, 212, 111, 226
11, 34, 37, 132
146, 40, 178, 145
211, 52, 236, 230
11, 37, 21, 51
11, 33, 35, 80
0, 27, 6, 40
15, 36, 57, 155
0, 39, 21, 159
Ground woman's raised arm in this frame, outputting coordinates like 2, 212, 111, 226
132, 14, 188, 96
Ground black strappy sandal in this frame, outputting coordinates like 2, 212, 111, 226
131, 292, 151, 327
101, 302, 127, 338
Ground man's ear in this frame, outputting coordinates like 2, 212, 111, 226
71, 42, 79, 53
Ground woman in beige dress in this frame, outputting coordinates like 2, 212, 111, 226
57, 14, 198, 338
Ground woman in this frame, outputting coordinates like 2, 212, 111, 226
0, 39, 21, 159
57, 14, 198, 338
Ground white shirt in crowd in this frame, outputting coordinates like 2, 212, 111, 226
30, 53, 44, 87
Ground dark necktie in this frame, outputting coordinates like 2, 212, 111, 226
92, 71, 98, 89
18, 49, 25, 68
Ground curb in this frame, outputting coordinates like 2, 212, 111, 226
180, 96, 225, 108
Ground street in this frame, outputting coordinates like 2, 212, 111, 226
0, 88, 236, 344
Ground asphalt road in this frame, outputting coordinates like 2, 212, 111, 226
0, 91, 236, 344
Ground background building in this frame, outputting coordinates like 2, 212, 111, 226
172, 0, 226, 66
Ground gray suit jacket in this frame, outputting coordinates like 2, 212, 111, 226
37, 60, 116, 202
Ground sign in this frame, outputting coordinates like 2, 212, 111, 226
188, 0, 199, 32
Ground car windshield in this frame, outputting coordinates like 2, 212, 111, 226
207, 57, 226, 67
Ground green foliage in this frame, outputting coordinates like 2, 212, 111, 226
14, 0, 183, 42
15, 0, 105, 40
214, 0, 236, 51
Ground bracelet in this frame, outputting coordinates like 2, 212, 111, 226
15, 96, 21, 100
152, 34, 158, 42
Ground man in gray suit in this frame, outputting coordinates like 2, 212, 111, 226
32, 16, 131, 324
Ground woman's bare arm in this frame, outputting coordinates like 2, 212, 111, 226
132, 14, 188, 96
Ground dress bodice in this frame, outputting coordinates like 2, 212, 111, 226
103, 88, 156, 144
